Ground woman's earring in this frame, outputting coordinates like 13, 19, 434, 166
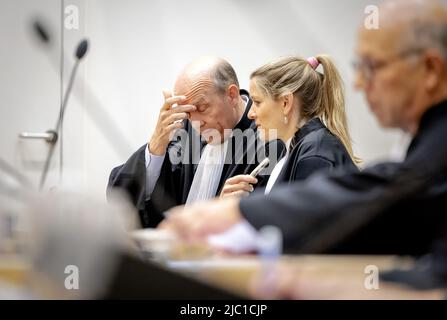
284, 116, 288, 125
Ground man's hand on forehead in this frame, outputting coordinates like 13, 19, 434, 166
148, 89, 197, 155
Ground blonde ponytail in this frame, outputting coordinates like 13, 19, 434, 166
316, 55, 361, 164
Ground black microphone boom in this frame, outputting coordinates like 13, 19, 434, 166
32, 20, 50, 44
39, 39, 89, 190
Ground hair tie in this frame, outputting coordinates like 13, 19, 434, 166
307, 57, 319, 70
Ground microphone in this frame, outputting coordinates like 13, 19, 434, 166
32, 20, 50, 44
39, 39, 89, 190
75, 39, 88, 60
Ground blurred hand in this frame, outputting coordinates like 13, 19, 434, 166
148, 90, 196, 155
220, 175, 258, 199
158, 197, 242, 241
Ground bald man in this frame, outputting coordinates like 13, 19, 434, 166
163, 0, 447, 257
108, 57, 281, 227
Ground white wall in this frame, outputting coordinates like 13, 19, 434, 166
0, 0, 62, 188
1, 0, 423, 196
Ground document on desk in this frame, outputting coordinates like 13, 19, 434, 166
207, 220, 260, 254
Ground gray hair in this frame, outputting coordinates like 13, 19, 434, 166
402, 20, 447, 61
212, 59, 240, 94
387, 0, 447, 60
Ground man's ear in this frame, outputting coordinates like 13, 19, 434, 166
227, 84, 240, 104
424, 49, 445, 92
282, 93, 295, 116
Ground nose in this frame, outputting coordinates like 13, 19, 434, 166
248, 105, 256, 120
189, 111, 200, 128
189, 110, 201, 122
188, 111, 204, 127
354, 69, 367, 91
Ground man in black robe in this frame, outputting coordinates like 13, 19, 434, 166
107, 57, 281, 227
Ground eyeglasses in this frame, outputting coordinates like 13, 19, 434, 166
352, 48, 423, 83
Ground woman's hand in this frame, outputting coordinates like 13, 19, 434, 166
219, 175, 258, 198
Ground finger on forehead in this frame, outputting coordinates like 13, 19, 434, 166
172, 104, 196, 112
161, 96, 187, 111
165, 95, 187, 105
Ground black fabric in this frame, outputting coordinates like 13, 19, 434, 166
274, 118, 358, 186
240, 100, 447, 255
102, 252, 244, 299
107, 90, 284, 228
380, 241, 447, 290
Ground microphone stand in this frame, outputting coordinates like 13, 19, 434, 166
19, 39, 89, 191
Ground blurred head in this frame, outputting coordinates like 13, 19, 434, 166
354, 0, 447, 134
249, 55, 357, 163
174, 56, 243, 144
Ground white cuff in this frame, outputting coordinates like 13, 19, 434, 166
145, 144, 166, 200
145, 145, 165, 168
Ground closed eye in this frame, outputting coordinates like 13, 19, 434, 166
197, 104, 208, 112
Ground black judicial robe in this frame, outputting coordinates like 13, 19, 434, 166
270, 117, 357, 187
240, 100, 447, 256
108, 90, 283, 227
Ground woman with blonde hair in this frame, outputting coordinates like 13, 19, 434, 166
220, 55, 359, 197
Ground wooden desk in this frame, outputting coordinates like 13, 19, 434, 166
166, 255, 446, 300
2, 252, 445, 299
0, 255, 30, 286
